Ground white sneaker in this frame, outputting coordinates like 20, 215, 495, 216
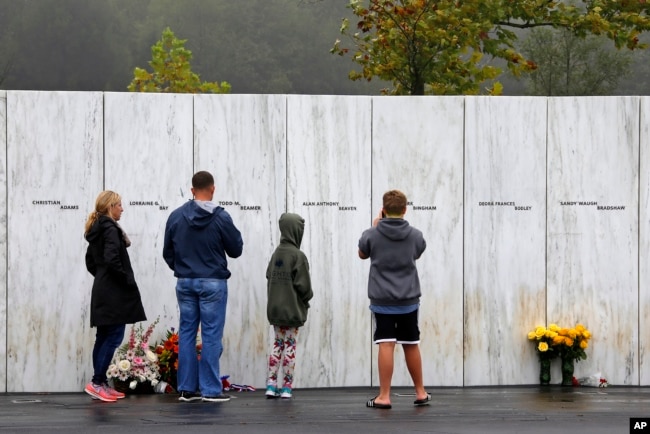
265, 385, 280, 398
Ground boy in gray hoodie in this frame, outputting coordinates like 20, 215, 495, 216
358, 190, 430, 409
265, 213, 313, 399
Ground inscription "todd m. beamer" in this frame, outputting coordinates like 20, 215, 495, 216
218, 201, 262, 211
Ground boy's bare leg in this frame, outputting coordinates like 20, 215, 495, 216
403, 343, 427, 400
376, 342, 396, 405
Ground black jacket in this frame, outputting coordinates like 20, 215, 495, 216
85, 215, 146, 327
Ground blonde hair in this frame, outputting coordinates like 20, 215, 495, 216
84, 190, 121, 235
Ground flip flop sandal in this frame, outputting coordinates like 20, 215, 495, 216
413, 393, 432, 406
367, 397, 392, 409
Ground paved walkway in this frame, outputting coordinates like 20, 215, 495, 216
1, 386, 649, 433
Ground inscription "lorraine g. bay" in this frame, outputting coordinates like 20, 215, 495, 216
128, 200, 168, 210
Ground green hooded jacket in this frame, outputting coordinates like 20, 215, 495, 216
266, 213, 313, 327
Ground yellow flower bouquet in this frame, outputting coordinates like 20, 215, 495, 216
527, 323, 591, 386
552, 323, 591, 363
527, 325, 560, 361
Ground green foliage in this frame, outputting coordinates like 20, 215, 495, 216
1, 0, 648, 95
519, 27, 633, 96
332, 0, 650, 95
128, 27, 230, 94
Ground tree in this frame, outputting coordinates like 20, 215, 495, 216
128, 27, 231, 93
331, 0, 650, 95
519, 27, 633, 96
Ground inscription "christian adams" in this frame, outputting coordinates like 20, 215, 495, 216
33, 200, 79, 210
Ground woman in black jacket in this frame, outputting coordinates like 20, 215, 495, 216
83, 190, 146, 402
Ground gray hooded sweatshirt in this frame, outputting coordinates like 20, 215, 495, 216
358, 218, 426, 306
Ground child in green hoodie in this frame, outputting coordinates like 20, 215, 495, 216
265, 213, 313, 399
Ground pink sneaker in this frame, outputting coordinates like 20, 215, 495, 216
103, 383, 126, 399
84, 382, 117, 402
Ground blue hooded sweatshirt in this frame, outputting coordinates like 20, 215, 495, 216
163, 200, 243, 279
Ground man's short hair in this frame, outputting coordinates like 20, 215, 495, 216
383, 190, 407, 215
192, 171, 215, 190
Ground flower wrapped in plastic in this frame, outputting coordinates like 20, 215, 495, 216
154, 327, 202, 392
107, 317, 161, 391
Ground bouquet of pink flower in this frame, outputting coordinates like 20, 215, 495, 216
107, 317, 161, 390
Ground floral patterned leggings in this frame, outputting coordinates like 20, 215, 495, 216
267, 326, 299, 389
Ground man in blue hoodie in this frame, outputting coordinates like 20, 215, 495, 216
358, 189, 429, 409
163, 171, 243, 403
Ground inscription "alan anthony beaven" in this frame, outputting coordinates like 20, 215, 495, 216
561, 201, 625, 210
303, 202, 357, 211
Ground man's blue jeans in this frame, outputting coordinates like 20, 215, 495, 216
92, 324, 126, 385
175, 278, 228, 396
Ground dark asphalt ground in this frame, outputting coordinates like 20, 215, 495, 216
1, 386, 649, 433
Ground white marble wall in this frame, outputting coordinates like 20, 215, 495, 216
6, 91, 104, 392
463, 97, 548, 385
103, 92, 194, 367
641, 96, 650, 386
0, 91, 6, 393
547, 97, 639, 385
372, 96, 465, 386
193, 94, 287, 388
3, 92, 650, 391
286, 95, 372, 387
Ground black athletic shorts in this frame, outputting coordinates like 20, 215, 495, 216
372, 309, 420, 344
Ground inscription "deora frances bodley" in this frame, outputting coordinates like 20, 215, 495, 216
479, 201, 531, 211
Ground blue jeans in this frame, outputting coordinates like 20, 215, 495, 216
175, 278, 228, 396
92, 324, 126, 385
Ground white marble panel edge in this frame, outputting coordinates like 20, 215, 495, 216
103, 92, 194, 361
547, 96, 639, 385
7, 91, 104, 392
464, 96, 547, 386
372, 96, 465, 387
287, 95, 372, 387
0, 90, 6, 393
640, 96, 650, 386
194, 94, 287, 389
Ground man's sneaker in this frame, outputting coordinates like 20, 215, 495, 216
280, 387, 292, 399
265, 385, 280, 399
178, 391, 202, 402
103, 383, 125, 399
202, 394, 231, 402
84, 382, 117, 402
